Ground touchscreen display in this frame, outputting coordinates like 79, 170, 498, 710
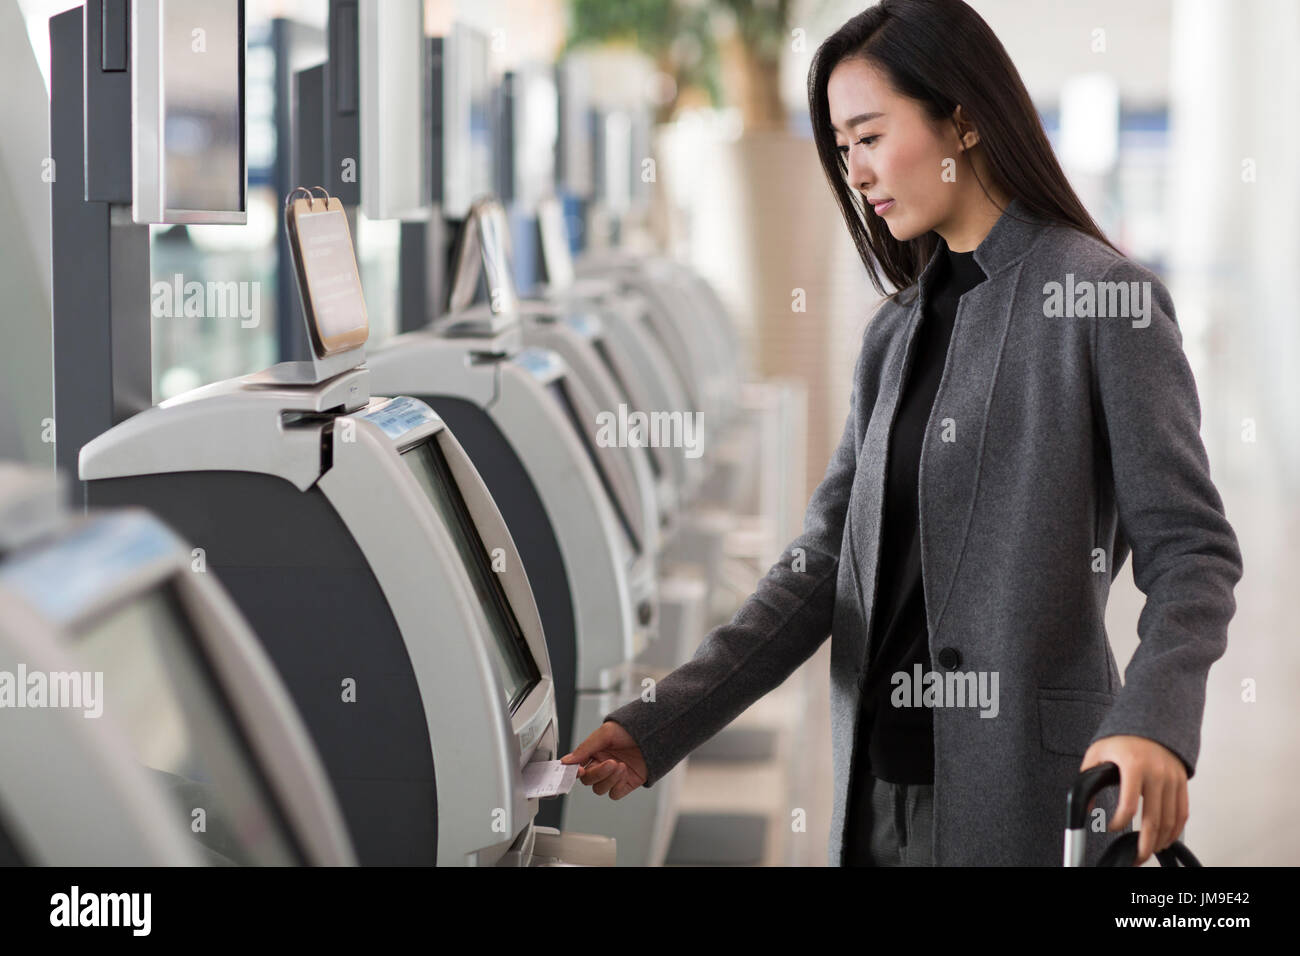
401, 437, 541, 712
546, 379, 640, 557
77, 586, 299, 865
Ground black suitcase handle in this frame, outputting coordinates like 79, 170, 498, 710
1064, 761, 1202, 867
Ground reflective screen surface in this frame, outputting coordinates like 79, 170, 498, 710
160, 0, 244, 214
592, 335, 661, 479
401, 437, 541, 712
76, 586, 298, 865
546, 378, 640, 556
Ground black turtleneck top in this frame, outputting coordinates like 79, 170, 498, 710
857, 242, 987, 785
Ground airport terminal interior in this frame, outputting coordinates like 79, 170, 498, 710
0, 0, 1294, 867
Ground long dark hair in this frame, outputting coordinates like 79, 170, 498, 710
808, 0, 1122, 297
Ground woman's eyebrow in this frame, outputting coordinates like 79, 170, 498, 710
831, 111, 886, 133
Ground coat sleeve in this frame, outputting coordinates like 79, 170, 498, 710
601, 322, 877, 788
1086, 257, 1244, 778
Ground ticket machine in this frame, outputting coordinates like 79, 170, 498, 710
367, 197, 680, 865
78, 190, 612, 867
51, 1, 610, 866
0, 465, 354, 865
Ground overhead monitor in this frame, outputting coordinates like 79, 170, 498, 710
438, 23, 493, 219
599, 109, 632, 213
536, 198, 575, 289
507, 66, 558, 211
358, 0, 427, 220
132, 0, 247, 224
555, 57, 593, 199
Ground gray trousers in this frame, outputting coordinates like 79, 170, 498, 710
846, 774, 935, 866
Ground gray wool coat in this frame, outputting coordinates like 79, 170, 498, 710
604, 198, 1244, 865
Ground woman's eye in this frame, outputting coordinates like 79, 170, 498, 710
837, 136, 879, 155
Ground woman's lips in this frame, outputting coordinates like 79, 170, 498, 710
871, 199, 895, 215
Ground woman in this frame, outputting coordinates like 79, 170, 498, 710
561, 0, 1243, 867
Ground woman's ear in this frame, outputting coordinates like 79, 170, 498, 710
952, 105, 980, 151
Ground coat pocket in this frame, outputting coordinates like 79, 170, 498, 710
1037, 688, 1118, 758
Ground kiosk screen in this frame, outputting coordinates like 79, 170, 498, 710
77, 586, 299, 865
402, 438, 541, 712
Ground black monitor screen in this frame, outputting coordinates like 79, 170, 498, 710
402, 436, 541, 713
592, 336, 661, 480
76, 586, 300, 865
546, 378, 641, 556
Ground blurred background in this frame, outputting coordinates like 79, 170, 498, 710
2, 0, 1295, 865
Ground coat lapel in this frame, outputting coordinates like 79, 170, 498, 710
856, 199, 1052, 663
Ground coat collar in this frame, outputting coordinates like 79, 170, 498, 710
915, 197, 1053, 299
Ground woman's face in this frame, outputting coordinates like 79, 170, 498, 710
827, 57, 968, 242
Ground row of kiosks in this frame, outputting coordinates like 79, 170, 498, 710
536, 49, 813, 863
367, 199, 684, 865
47, 0, 611, 866
0, 464, 353, 865
338, 11, 693, 865
347, 12, 800, 865
553, 63, 814, 654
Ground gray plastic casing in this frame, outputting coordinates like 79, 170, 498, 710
0, 468, 352, 865
79, 370, 560, 865
366, 330, 658, 690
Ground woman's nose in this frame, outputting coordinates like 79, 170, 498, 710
846, 148, 872, 192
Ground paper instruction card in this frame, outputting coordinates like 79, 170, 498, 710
294, 204, 367, 341
522, 760, 580, 799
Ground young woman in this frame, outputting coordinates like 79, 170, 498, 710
561, 0, 1243, 866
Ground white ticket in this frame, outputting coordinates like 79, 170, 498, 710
522, 760, 581, 799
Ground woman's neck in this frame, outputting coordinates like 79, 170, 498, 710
936, 187, 1012, 253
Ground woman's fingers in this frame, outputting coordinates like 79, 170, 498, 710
1136, 774, 1166, 864
1109, 761, 1141, 834
609, 773, 639, 800
1175, 781, 1189, 848
1158, 772, 1180, 852
561, 723, 617, 768
558, 722, 646, 801
591, 765, 626, 797
579, 758, 620, 788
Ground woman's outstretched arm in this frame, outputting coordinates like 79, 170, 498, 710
565, 320, 880, 795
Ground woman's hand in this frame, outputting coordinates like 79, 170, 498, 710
561, 721, 649, 800
1081, 735, 1189, 865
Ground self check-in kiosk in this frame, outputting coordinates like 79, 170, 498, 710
78, 189, 611, 867
367, 196, 680, 865
279, 9, 655, 861
0, 465, 353, 865
540, 91, 813, 865
49, 0, 609, 866
481, 201, 670, 545
535, 199, 709, 510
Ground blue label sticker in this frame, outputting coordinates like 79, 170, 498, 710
562, 312, 600, 339
359, 396, 441, 441
512, 347, 563, 383
0, 513, 180, 623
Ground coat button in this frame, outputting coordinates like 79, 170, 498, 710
937, 647, 961, 669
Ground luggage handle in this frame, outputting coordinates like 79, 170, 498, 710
1063, 761, 1202, 867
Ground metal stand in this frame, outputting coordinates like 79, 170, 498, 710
49, 5, 150, 502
